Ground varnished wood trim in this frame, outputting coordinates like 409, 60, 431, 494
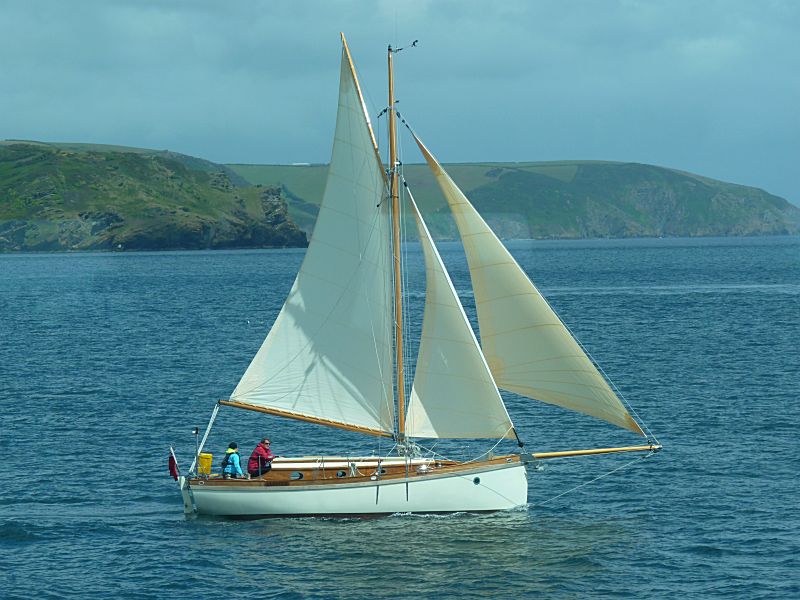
530, 444, 661, 460
219, 400, 393, 438
189, 455, 522, 489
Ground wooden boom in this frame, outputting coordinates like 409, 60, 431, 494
218, 400, 394, 439
526, 444, 661, 461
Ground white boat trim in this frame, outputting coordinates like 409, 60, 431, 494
260, 457, 439, 470
188, 460, 528, 517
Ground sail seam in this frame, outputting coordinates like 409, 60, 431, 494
487, 353, 594, 367
504, 381, 622, 398
502, 368, 626, 379
479, 322, 573, 337
363, 182, 395, 434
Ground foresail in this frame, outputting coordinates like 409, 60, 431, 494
413, 136, 644, 436
407, 197, 515, 439
231, 42, 395, 435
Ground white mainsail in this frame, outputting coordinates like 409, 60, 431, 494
230, 45, 395, 435
407, 197, 515, 439
414, 136, 644, 435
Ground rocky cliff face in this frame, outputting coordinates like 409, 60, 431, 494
455, 163, 800, 239
0, 144, 307, 251
231, 160, 799, 241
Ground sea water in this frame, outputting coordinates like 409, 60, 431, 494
1, 236, 798, 599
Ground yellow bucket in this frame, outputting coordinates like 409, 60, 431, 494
198, 452, 213, 475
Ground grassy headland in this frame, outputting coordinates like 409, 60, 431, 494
0, 142, 306, 251
2, 138, 796, 252
228, 161, 799, 239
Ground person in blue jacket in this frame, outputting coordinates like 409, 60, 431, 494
221, 442, 244, 479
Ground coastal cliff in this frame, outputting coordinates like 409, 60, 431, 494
2, 140, 797, 251
230, 161, 800, 239
0, 143, 307, 251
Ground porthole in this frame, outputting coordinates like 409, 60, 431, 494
336, 470, 347, 478
379, 468, 387, 475
473, 477, 481, 485
290, 471, 304, 481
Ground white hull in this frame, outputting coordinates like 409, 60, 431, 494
186, 460, 528, 517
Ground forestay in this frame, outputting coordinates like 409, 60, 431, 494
407, 197, 515, 439
230, 47, 395, 435
414, 136, 643, 435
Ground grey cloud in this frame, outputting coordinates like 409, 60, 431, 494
1, 0, 797, 203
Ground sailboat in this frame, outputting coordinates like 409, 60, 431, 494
173, 34, 660, 517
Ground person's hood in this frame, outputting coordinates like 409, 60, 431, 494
226, 448, 237, 454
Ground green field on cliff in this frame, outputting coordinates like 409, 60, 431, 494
0, 142, 306, 251
227, 160, 799, 239
2, 138, 797, 252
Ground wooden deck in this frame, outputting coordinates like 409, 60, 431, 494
190, 455, 521, 488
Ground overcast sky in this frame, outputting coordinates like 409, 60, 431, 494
2, 0, 797, 203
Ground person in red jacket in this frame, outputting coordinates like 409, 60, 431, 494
248, 438, 275, 478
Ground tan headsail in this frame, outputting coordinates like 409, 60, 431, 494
413, 135, 644, 436
407, 196, 515, 439
229, 41, 395, 435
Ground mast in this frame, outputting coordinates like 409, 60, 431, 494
388, 45, 406, 442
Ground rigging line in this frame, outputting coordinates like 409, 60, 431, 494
399, 170, 419, 402
607, 376, 660, 444
389, 176, 403, 440
530, 279, 658, 441
359, 70, 383, 141
383, 118, 399, 437
363, 235, 395, 432
188, 402, 221, 473
531, 450, 656, 508
399, 136, 414, 400
393, 121, 413, 413
459, 427, 515, 464
372, 176, 397, 430
396, 111, 418, 138
412, 442, 458, 463
373, 105, 385, 168
390, 39, 419, 54
410, 437, 507, 465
